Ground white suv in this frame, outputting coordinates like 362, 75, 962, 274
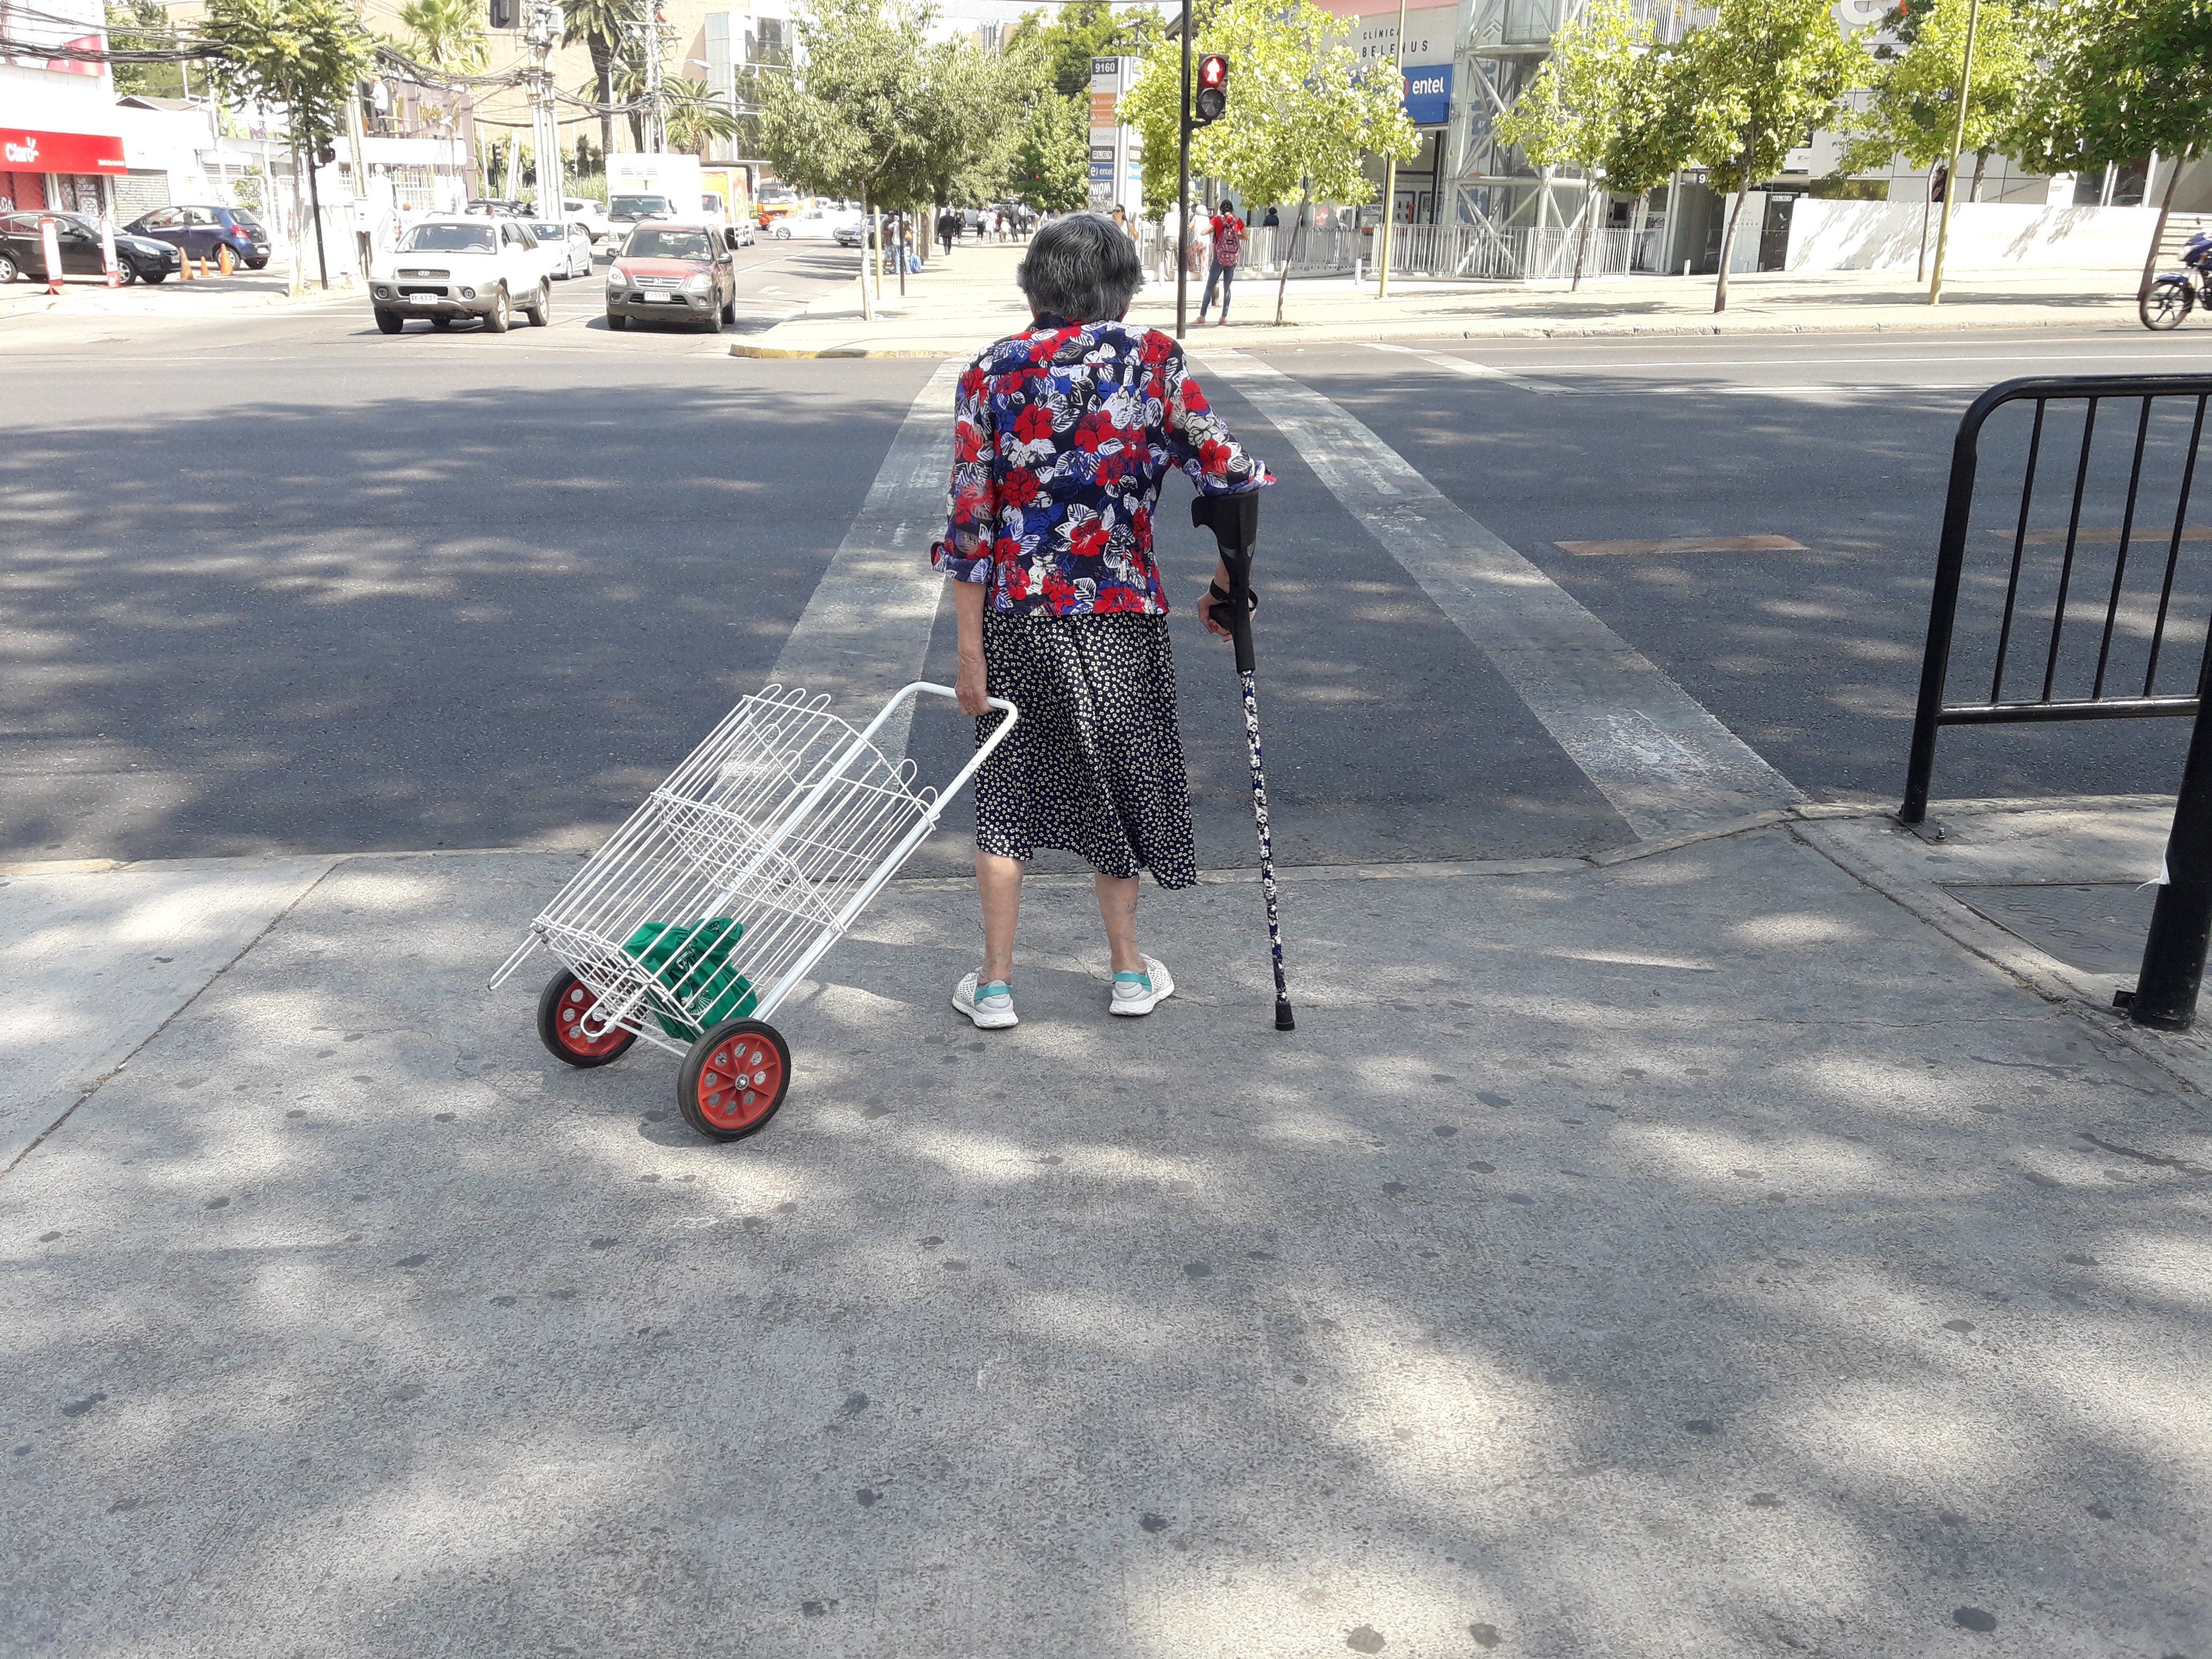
369, 217, 554, 334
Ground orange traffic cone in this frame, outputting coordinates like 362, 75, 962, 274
217, 244, 234, 275
179, 250, 193, 280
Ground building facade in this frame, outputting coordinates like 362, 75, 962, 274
0, 0, 124, 215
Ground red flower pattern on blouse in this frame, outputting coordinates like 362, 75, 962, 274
930, 316, 1271, 616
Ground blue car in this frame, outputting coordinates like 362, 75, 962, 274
125, 204, 272, 269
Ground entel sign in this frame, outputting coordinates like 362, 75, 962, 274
1, 128, 128, 174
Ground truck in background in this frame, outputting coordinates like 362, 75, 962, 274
606, 153, 703, 244
701, 166, 753, 230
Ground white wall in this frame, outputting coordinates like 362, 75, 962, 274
0, 60, 117, 131
1786, 200, 2161, 272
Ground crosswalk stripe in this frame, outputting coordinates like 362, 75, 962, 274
1367, 341, 1574, 395
771, 360, 961, 758
1199, 349, 1803, 840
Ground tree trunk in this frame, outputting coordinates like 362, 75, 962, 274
2140, 149, 2187, 305
1275, 182, 1308, 326
859, 182, 875, 322
286, 133, 306, 296
1714, 146, 1752, 314
1571, 178, 1595, 290
588, 38, 615, 160
1970, 149, 1987, 203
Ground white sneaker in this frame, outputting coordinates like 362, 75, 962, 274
953, 972, 1018, 1029
1109, 956, 1175, 1017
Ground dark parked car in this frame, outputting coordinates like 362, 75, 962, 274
125, 203, 270, 268
0, 211, 182, 283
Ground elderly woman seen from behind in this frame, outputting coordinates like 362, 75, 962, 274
931, 213, 1272, 1029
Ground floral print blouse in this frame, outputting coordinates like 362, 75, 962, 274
930, 315, 1271, 616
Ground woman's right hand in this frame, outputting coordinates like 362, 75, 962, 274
956, 652, 991, 716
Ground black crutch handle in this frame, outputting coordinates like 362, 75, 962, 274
1191, 492, 1260, 674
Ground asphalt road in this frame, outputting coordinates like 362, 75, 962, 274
4, 293, 2211, 868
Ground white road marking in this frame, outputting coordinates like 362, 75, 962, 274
771, 360, 962, 759
1200, 349, 1803, 839
1367, 341, 1574, 394
1422, 349, 2212, 371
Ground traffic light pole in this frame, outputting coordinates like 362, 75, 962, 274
1176, 0, 1191, 340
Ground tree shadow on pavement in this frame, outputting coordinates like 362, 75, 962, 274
0, 835, 2204, 1656
0, 375, 924, 862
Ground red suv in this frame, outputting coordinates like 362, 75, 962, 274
604, 221, 739, 332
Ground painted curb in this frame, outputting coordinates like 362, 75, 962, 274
724, 305, 2142, 360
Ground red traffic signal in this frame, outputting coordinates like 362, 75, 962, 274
1194, 54, 1229, 124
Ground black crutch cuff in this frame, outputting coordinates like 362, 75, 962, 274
1207, 580, 1258, 616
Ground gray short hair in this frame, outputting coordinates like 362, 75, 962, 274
1016, 214, 1144, 323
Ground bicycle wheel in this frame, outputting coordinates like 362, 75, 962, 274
2143, 279, 2194, 332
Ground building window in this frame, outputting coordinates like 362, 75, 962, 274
1502, 0, 1556, 46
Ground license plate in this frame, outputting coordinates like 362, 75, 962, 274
409, 293, 437, 305
647, 292, 681, 302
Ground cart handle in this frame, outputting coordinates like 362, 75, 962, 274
746, 682, 1018, 1017
894, 681, 1021, 805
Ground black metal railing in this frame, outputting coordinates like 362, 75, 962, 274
1902, 373, 2212, 1028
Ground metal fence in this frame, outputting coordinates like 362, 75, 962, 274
1142, 219, 1668, 283
1900, 373, 2212, 1027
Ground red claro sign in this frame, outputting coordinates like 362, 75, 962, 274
0, 128, 128, 175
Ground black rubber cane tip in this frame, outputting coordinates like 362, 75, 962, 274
1274, 1000, 1296, 1032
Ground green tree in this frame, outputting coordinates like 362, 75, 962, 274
2008, 0, 2212, 301
1006, 1, 1163, 99
1672, 0, 1871, 312
1121, 0, 1414, 322
203, 0, 376, 288
104, 0, 184, 99
662, 78, 742, 156
1842, 0, 2037, 200
1601, 39, 1697, 203
394, 0, 487, 72
1011, 89, 1088, 211
561, 0, 627, 162
758, 0, 1021, 316
1493, 0, 1652, 288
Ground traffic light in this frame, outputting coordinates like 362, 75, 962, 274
1193, 54, 1229, 125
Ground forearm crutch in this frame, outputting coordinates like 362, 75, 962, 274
1192, 492, 1294, 1032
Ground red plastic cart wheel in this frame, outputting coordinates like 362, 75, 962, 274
537, 970, 638, 1068
678, 1018, 789, 1141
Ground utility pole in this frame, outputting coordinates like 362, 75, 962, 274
527, 0, 566, 212
1374, 0, 1409, 297
619, 0, 668, 153
1926, 0, 1979, 307
1176, 0, 1191, 338
644, 0, 666, 153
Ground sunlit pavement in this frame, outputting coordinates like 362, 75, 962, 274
3, 307, 2210, 1655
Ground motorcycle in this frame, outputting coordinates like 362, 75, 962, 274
2143, 228, 2212, 331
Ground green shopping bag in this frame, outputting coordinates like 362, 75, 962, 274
623, 917, 756, 1040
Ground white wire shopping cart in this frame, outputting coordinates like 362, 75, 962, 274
490, 681, 1019, 1141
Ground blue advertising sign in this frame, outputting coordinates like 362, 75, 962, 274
1402, 63, 1451, 127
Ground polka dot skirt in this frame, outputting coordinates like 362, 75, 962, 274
974, 612, 1198, 888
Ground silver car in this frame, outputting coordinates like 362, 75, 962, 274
526, 219, 597, 279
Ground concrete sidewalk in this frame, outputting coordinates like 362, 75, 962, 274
3, 798, 2207, 1656
0, 264, 357, 324
734, 243, 2151, 358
